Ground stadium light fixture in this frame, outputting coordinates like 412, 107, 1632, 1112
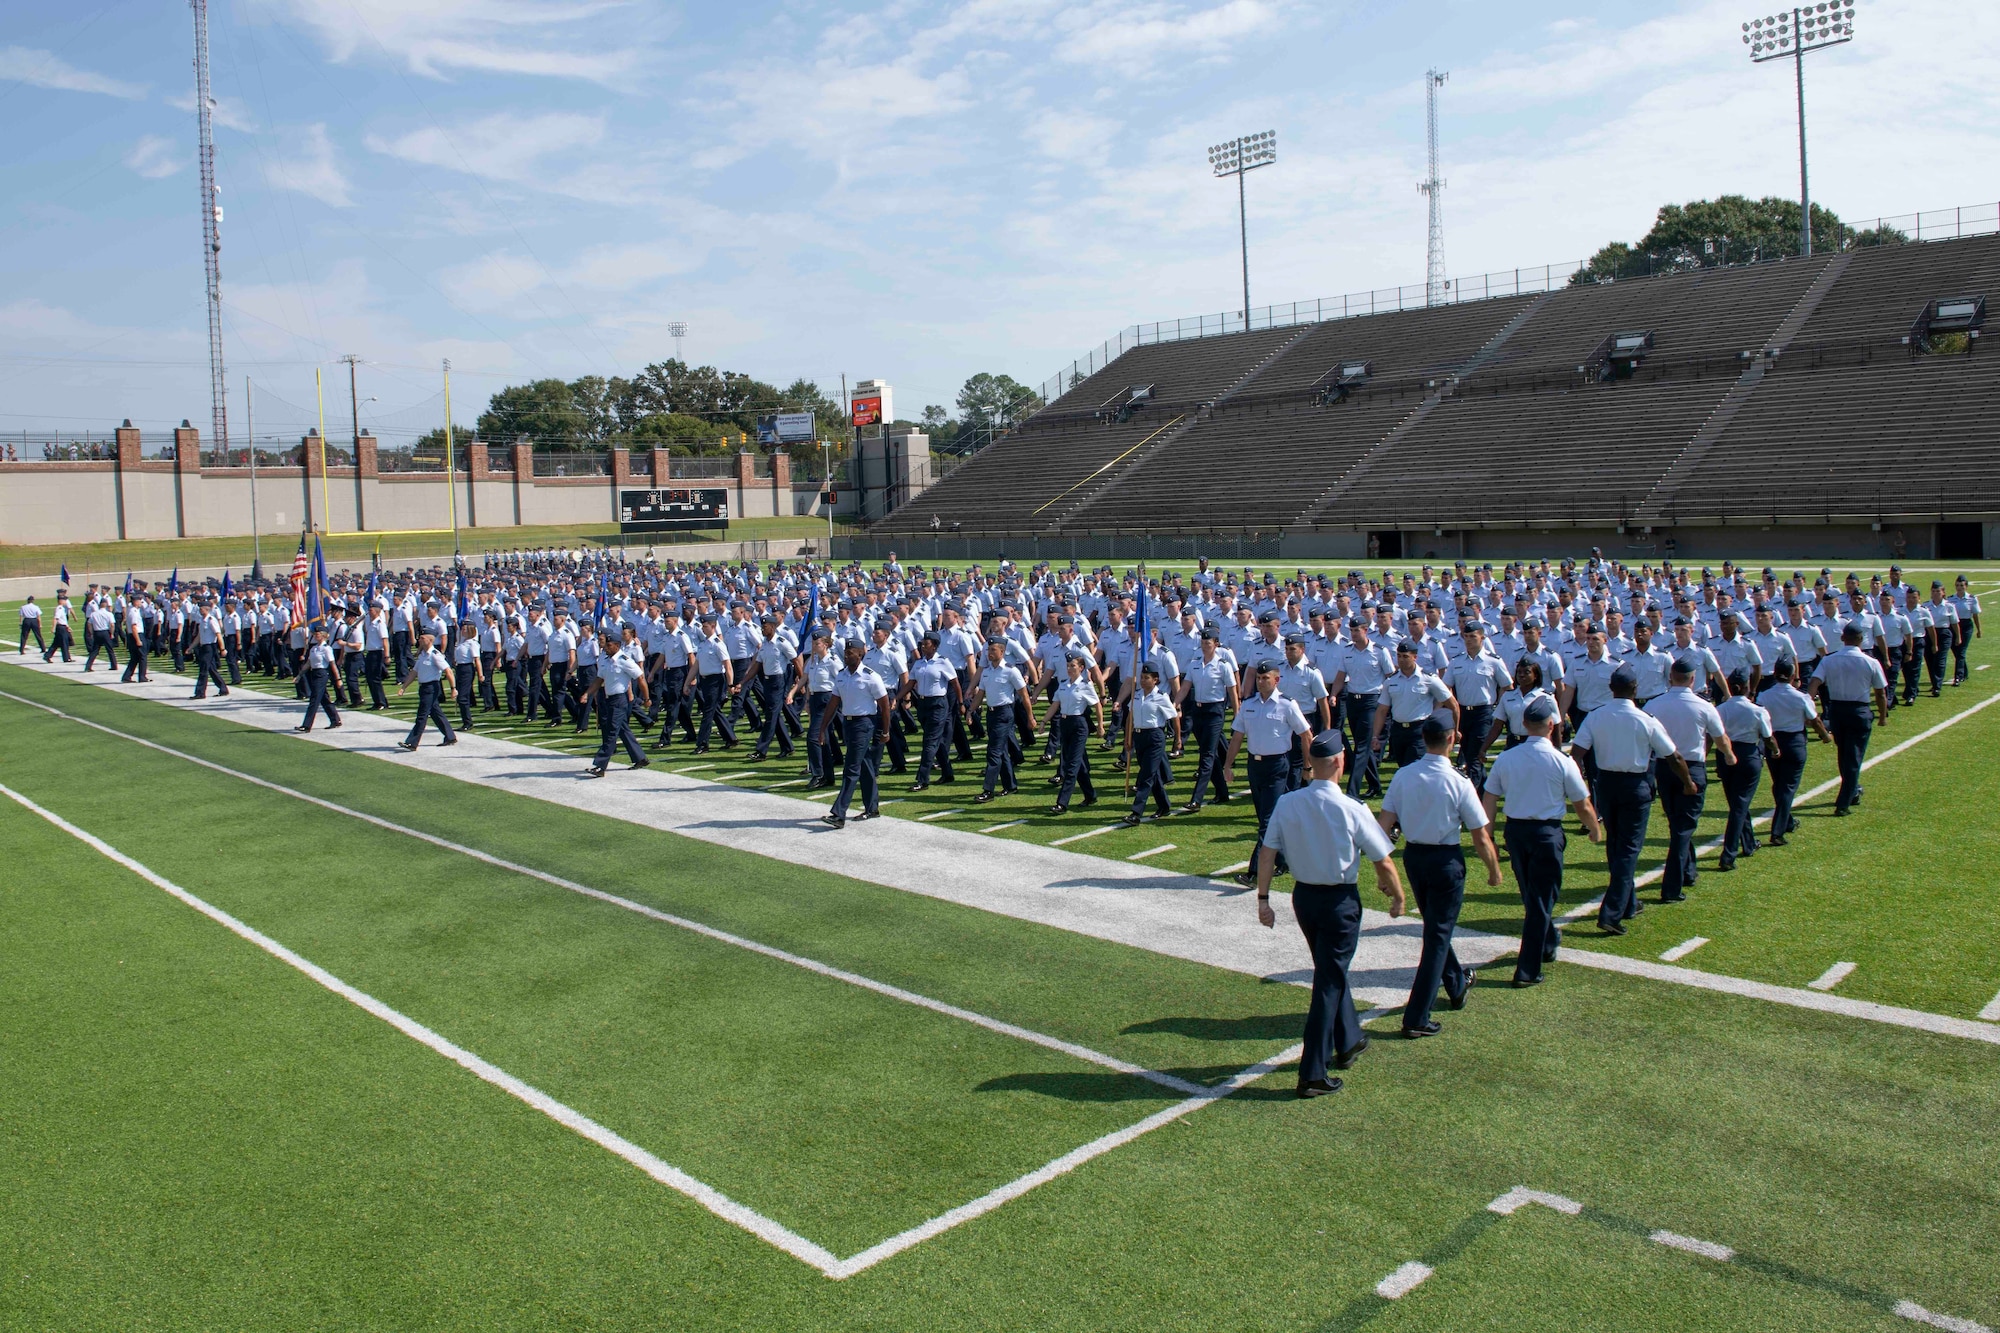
1741, 4, 1857, 257
1208, 130, 1278, 330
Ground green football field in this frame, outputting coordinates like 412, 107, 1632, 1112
2, 654, 1997, 1332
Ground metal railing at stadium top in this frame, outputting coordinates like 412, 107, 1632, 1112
3, 431, 182, 463
1035, 199, 2000, 404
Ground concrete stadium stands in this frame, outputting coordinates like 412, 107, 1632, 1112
872, 232, 2000, 559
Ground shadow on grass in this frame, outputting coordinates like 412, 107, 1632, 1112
974, 1068, 1298, 1103
1122, 1013, 1300, 1041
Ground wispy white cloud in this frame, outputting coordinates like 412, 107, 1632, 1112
436, 250, 546, 313
1054, 0, 1283, 66
0, 45, 147, 99
365, 111, 606, 185
262, 0, 644, 85
125, 135, 187, 180
166, 90, 259, 132
263, 123, 353, 207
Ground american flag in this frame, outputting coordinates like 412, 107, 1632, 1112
289, 537, 310, 622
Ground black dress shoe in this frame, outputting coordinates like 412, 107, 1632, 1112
1047, 804, 1068, 816
1599, 920, 1627, 935
1232, 872, 1257, 889
1121, 813, 1142, 826
583, 766, 606, 778
1768, 833, 1788, 846
1080, 795, 1097, 807
973, 791, 995, 803
820, 813, 844, 828
631, 758, 650, 769
854, 809, 879, 821
1627, 901, 1645, 917
1447, 985, 1468, 1011
328, 722, 342, 729
909, 781, 931, 791
293, 725, 311, 732
1511, 974, 1543, 988
1334, 1035, 1369, 1070
1296, 1077, 1343, 1099
693, 745, 710, 755
1661, 892, 1687, 903
1401, 1020, 1441, 1039
396, 740, 417, 751
1715, 856, 1735, 871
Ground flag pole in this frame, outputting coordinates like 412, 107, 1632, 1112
443, 358, 460, 556
315, 367, 331, 537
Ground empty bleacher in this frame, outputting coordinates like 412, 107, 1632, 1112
877, 232, 2000, 541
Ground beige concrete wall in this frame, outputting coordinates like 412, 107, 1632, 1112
0, 462, 846, 543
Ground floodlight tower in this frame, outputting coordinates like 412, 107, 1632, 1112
1207, 130, 1277, 330
1419, 70, 1448, 307
191, 0, 228, 456
1743, 4, 1857, 257
668, 320, 688, 363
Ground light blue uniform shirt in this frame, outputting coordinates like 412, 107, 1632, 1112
803, 649, 841, 693
1812, 647, 1888, 702
1129, 687, 1178, 730
1262, 781, 1393, 885
1383, 669, 1452, 723
1381, 754, 1488, 844
909, 656, 958, 698
1572, 699, 1677, 774
1484, 736, 1589, 820
1232, 692, 1312, 755
1645, 687, 1728, 761
1761, 682, 1819, 732
832, 665, 889, 714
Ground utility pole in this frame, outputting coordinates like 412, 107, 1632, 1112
1743, 6, 1857, 259
191, 0, 228, 458
1207, 131, 1277, 330
1420, 69, 1449, 306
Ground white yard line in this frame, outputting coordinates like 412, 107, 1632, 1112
1050, 824, 1120, 847
1212, 860, 1250, 877
1, 771, 1310, 1282
8, 664, 1998, 1045
1659, 937, 1710, 963
1128, 844, 1176, 861
0, 782, 846, 1277
767, 779, 807, 789
917, 808, 964, 822
1650, 1230, 1734, 1262
1374, 1261, 1434, 1299
1894, 1299, 1994, 1332
711, 770, 760, 781
1980, 990, 2000, 1024
1808, 961, 1858, 991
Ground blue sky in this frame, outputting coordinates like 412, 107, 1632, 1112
2, 0, 1995, 446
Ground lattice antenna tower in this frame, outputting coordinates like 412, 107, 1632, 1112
192, 0, 227, 453
1420, 69, 1448, 307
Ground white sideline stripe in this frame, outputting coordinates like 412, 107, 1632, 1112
767, 779, 807, 789
1979, 665, 1992, 672
1375, 1261, 1434, 1299
1659, 937, 1710, 963
1650, 1229, 1734, 1262
0, 690, 1206, 1099
1809, 961, 1858, 991
1128, 844, 1176, 861
672, 763, 717, 773
1050, 824, 1120, 847
823, 1042, 1303, 1280
980, 820, 1027, 833
1487, 1186, 1582, 1216
1895, 1299, 1994, 1332
0, 781, 845, 1278
712, 770, 759, 781
1557, 949, 2000, 1045
1212, 861, 1250, 876
917, 808, 963, 822
1559, 688, 2000, 926
1980, 990, 2000, 1024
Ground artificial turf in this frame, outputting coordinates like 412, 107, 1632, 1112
149, 639, 2000, 1021
3, 662, 1999, 1331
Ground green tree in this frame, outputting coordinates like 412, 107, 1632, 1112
1574, 195, 1854, 284
477, 378, 590, 446
955, 372, 1042, 432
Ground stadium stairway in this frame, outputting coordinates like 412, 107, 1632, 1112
1290, 291, 1557, 527
1636, 251, 1855, 524
1041, 323, 1321, 529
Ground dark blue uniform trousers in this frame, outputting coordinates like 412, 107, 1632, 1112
1128, 727, 1171, 818
1292, 882, 1365, 1083
915, 694, 954, 783
301, 666, 340, 730
1506, 817, 1566, 982
1342, 692, 1381, 796
1186, 702, 1229, 805
1248, 752, 1291, 871
806, 691, 841, 781
696, 672, 737, 748
1054, 713, 1095, 807
1768, 730, 1809, 835
981, 703, 1018, 796
594, 693, 645, 768
1457, 703, 1495, 791
1658, 764, 1707, 900
1827, 701, 1872, 810
754, 675, 794, 757
1717, 747, 1765, 858
1403, 844, 1469, 1028
1595, 769, 1655, 926
405, 680, 455, 746
830, 714, 880, 819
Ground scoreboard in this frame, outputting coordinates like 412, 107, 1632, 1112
617, 487, 729, 533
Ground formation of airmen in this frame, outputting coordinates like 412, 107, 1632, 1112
18, 546, 1984, 1097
